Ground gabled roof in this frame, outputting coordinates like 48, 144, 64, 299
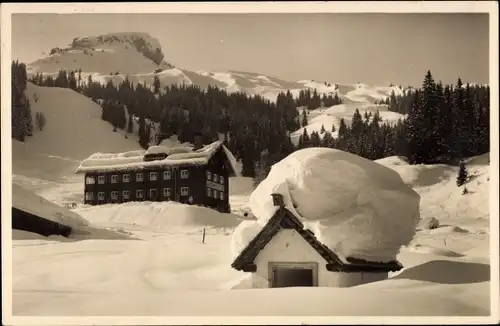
231, 204, 403, 273
75, 140, 240, 176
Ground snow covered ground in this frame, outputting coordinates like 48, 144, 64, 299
290, 101, 406, 146
6, 83, 495, 318
7, 149, 494, 320
4, 31, 495, 321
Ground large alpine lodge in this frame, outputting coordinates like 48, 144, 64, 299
75, 137, 239, 213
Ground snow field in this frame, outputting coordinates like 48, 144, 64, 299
9, 153, 492, 317
290, 102, 406, 146
6, 30, 493, 319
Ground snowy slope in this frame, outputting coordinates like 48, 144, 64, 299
12, 82, 144, 180
20, 82, 140, 160
9, 152, 492, 318
376, 153, 490, 223
290, 101, 405, 145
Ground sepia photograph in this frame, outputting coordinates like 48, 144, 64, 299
1, 2, 498, 324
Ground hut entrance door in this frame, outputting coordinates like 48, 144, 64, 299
270, 262, 318, 288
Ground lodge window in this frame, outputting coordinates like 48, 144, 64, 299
123, 190, 130, 200
85, 176, 96, 185
163, 188, 172, 197
111, 175, 119, 184
149, 189, 158, 199
136, 189, 144, 199
123, 174, 130, 183
163, 170, 172, 180
136, 173, 144, 182
213, 174, 219, 183
97, 175, 105, 184
180, 187, 189, 196
85, 192, 94, 201
111, 191, 119, 200
207, 187, 212, 197
220, 177, 224, 185
220, 191, 224, 200
207, 171, 212, 180
98, 192, 105, 200
213, 189, 218, 199
180, 169, 189, 179
150, 172, 158, 181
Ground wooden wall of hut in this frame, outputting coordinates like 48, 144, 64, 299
12, 207, 72, 238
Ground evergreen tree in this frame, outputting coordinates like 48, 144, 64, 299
451, 78, 466, 159
127, 114, 134, 134
301, 128, 310, 148
322, 131, 334, 147
138, 116, 150, 149
406, 89, 426, 164
301, 108, 308, 127
456, 161, 468, 187
420, 70, 441, 162
336, 118, 348, 151
153, 75, 161, 94
11, 61, 33, 142
310, 131, 321, 147
437, 84, 454, 162
241, 139, 257, 178
69, 71, 77, 90
462, 83, 476, 157
24, 99, 34, 136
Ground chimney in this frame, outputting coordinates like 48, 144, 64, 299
271, 193, 285, 208
193, 132, 203, 151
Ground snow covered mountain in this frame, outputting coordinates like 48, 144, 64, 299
29, 32, 174, 75
24, 32, 407, 146
26, 32, 406, 104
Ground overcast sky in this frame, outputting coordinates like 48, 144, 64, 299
11, 13, 489, 86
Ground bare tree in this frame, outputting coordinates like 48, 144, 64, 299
35, 112, 47, 131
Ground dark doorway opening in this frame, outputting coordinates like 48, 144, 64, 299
149, 189, 158, 201
272, 267, 315, 288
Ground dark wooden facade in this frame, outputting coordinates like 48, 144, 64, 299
82, 145, 233, 213
12, 207, 72, 238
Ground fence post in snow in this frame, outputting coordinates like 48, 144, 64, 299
202, 228, 206, 244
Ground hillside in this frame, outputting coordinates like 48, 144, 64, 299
12, 82, 143, 180
376, 153, 490, 224
290, 101, 405, 145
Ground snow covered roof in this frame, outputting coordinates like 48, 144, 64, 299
231, 196, 403, 273
244, 147, 421, 263
12, 183, 89, 230
75, 140, 240, 176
